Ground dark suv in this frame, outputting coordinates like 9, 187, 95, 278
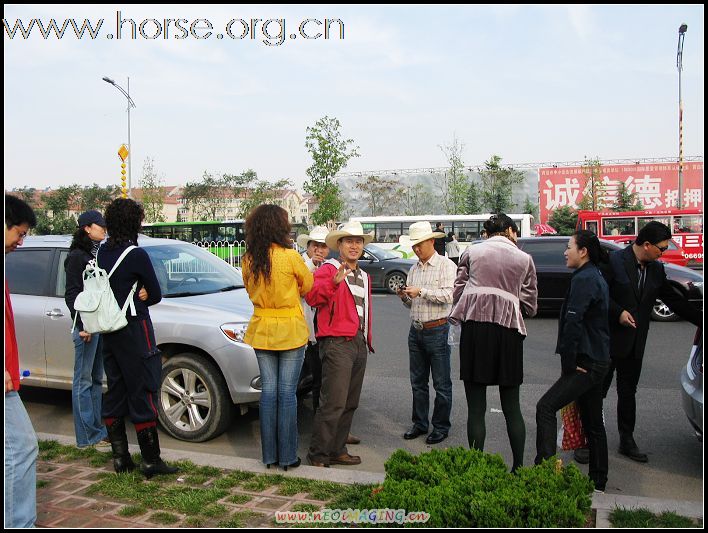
515, 237, 703, 321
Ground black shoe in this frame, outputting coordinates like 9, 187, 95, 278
573, 447, 590, 464
403, 426, 427, 440
106, 418, 136, 474
283, 457, 301, 471
619, 442, 648, 463
136, 425, 180, 478
425, 430, 448, 445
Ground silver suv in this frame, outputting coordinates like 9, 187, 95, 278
6, 235, 278, 442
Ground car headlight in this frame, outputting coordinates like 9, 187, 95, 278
220, 323, 249, 343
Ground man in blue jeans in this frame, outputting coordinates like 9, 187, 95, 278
398, 222, 457, 444
5, 195, 39, 528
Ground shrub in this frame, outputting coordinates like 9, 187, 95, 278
341, 447, 593, 528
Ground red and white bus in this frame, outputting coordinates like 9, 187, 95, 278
576, 209, 703, 267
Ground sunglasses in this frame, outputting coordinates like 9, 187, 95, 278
649, 243, 669, 253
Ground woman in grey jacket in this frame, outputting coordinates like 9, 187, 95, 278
450, 213, 538, 473
534, 230, 610, 492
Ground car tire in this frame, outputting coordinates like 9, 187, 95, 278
385, 272, 407, 294
158, 353, 234, 442
651, 299, 679, 322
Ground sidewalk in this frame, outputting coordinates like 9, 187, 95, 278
35, 432, 703, 528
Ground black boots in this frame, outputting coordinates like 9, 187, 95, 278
136, 425, 179, 478
619, 434, 648, 463
106, 418, 136, 474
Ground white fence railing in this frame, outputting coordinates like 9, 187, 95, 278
192, 240, 300, 268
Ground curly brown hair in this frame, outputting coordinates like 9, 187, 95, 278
244, 204, 291, 283
105, 198, 144, 249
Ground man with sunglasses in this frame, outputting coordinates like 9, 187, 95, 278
574, 221, 701, 465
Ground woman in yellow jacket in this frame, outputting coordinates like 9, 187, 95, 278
242, 205, 313, 471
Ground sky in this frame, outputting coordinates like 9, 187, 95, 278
3, 4, 705, 192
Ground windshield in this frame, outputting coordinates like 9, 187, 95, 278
143, 242, 244, 297
367, 244, 401, 260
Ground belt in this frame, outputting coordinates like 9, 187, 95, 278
412, 318, 448, 330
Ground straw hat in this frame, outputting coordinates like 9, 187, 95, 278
399, 221, 446, 246
325, 221, 374, 250
296, 225, 329, 249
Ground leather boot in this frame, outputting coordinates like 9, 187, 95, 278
106, 418, 136, 474
136, 425, 179, 478
619, 434, 648, 463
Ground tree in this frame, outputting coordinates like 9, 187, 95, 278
355, 175, 404, 216
522, 195, 538, 220
438, 135, 469, 214
465, 181, 483, 214
42, 185, 80, 219
304, 116, 360, 224
578, 156, 606, 211
238, 177, 292, 219
479, 155, 525, 213
548, 206, 578, 236
182, 172, 231, 221
400, 183, 429, 216
612, 182, 644, 211
13, 187, 37, 208
79, 184, 119, 213
139, 157, 165, 223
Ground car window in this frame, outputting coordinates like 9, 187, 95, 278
367, 245, 400, 260
143, 243, 245, 297
5, 249, 55, 296
55, 250, 69, 297
518, 241, 566, 267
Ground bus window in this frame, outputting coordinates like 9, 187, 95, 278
376, 223, 403, 243
638, 216, 670, 232
153, 226, 173, 240
674, 215, 703, 234
173, 226, 193, 242
453, 221, 481, 241
585, 221, 598, 235
603, 217, 635, 236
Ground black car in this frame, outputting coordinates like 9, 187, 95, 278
514, 237, 703, 321
327, 244, 417, 293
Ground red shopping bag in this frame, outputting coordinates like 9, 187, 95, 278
559, 402, 588, 450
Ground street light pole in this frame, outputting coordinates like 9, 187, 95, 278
102, 76, 136, 198
676, 24, 687, 209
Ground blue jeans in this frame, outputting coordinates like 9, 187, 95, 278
5, 391, 38, 528
408, 323, 452, 434
256, 346, 305, 466
535, 355, 610, 490
72, 329, 107, 447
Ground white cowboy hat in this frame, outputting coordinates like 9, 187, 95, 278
296, 225, 329, 249
399, 221, 446, 246
325, 220, 374, 250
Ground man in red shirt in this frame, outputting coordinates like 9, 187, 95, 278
5, 194, 39, 528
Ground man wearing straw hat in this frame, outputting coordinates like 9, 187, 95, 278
296, 227, 364, 447
398, 221, 457, 445
305, 221, 375, 467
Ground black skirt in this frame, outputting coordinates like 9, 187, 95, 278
459, 320, 525, 386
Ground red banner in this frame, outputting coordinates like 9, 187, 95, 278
539, 162, 703, 223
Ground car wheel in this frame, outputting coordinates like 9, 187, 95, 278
651, 299, 679, 322
158, 353, 234, 442
385, 272, 407, 294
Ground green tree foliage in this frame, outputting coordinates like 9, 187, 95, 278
13, 187, 37, 208
479, 155, 525, 213
237, 177, 292, 219
79, 184, 120, 213
612, 182, 644, 211
182, 172, 232, 221
355, 175, 404, 216
139, 157, 166, 223
465, 181, 483, 214
402, 183, 430, 216
304, 116, 360, 225
578, 156, 606, 211
522, 195, 538, 219
438, 135, 469, 214
548, 206, 578, 236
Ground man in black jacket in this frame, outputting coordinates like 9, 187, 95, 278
575, 221, 701, 464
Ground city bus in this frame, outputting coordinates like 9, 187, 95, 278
141, 220, 308, 265
350, 214, 534, 258
576, 208, 703, 267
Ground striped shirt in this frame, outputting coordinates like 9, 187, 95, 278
347, 267, 366, 331
404, 252, 457, 322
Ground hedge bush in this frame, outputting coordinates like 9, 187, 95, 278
341, 447, 593, 528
